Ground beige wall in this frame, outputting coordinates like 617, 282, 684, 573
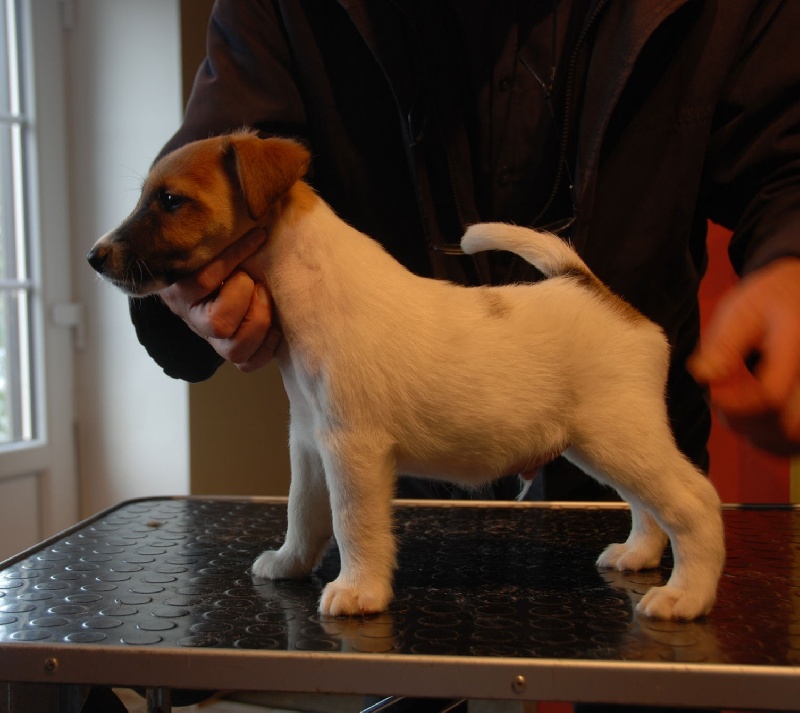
190, 365, 291, 497
180, 1, 292, 497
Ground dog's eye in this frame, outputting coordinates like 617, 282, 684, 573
159, 191, 186, 212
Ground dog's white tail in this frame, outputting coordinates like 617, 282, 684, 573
461, 223, 592, 280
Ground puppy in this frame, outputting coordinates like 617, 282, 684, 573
88, 131, 724, 621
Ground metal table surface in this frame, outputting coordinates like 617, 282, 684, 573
0, 497, 798, 711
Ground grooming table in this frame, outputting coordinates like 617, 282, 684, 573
1, 497, 798, 712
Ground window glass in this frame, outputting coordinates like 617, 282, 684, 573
0, 0, 35, 444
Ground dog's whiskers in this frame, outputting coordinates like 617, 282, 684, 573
123, 260, 142, 292
126, 258, 157, 291
139, 259, 157, 284
120, 164, 146, 186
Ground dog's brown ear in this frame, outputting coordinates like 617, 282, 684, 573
229, 133, 311, 219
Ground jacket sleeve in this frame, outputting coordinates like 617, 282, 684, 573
704, 0, 800, 275
130, 0, 307, 381
130, 296, 224, 383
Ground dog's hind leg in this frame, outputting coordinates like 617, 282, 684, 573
565, 417, 724, 621
317, 432, 397, 617
252, 435, 333, 580
633, 468, 723, 621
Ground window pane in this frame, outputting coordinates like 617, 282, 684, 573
0, 292, 8, 440
0, 287, 30, 444
1, 123, 16, 283
0, 0, 36, 446
0, 1, 10, 116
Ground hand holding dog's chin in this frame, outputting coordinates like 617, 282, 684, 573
159, 228, 279, 371
206, 277, 281, 371
161, 271, 280, 372
688, 256, 800, 456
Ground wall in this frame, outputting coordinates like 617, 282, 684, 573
67, 0, 189, 516
189, 365, 291, 496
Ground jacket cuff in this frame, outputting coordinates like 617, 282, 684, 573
129, 295, 224, 383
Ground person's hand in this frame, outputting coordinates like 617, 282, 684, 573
688, 256, 800, 456
159, 228, 281, 372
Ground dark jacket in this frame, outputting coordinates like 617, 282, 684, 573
132, 0, 800, 480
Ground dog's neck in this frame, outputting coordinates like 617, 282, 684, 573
254, 181, 318, 233
252, 179, 413, 370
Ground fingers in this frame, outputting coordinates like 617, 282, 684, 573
156, 226, 279, 371
700, 364, 769, 417
189, 227, 267, 302
718, 391, 800, 457
208, 283, 282, 369
687, 297, 761, 385
162, 228, 267, 310
759, 302, 800, 407
194, 271, 260, 341
689, 257, 800, 455
236, 328, 284, 373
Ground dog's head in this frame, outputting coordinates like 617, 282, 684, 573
87, 131, 310, 295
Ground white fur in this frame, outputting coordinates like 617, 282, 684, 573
250, 201, 724, 620
91, 136, 725, 621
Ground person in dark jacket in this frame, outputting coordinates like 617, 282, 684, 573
129, 2, 799, 711
135, 0, 800, 480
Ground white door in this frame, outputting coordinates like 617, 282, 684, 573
0, 0, 78, 560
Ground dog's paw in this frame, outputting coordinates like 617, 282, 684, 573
596, 541, 663, 571
318, 577, 392, 617
636, 584, 713, 621
251, 548, 311, 580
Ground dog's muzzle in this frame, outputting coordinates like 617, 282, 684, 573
87, 243, 110, 275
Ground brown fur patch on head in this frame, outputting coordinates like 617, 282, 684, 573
127, 137, 241, 272
224, 131, 312, 219
89, 133, 312, 295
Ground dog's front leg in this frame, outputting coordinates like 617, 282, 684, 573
252, 433, 333, 580
317, 434, 397, 617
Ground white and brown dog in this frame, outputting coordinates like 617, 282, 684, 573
88, 131, 724, 621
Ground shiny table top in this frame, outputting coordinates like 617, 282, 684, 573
0, 497, 798, 709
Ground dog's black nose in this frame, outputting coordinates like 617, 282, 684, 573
87, 245, 107, 273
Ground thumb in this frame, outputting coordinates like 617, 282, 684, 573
687, 287, 774, 416
688, 293, 763, 385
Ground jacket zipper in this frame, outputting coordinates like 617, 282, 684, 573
534, 0, 611, 228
